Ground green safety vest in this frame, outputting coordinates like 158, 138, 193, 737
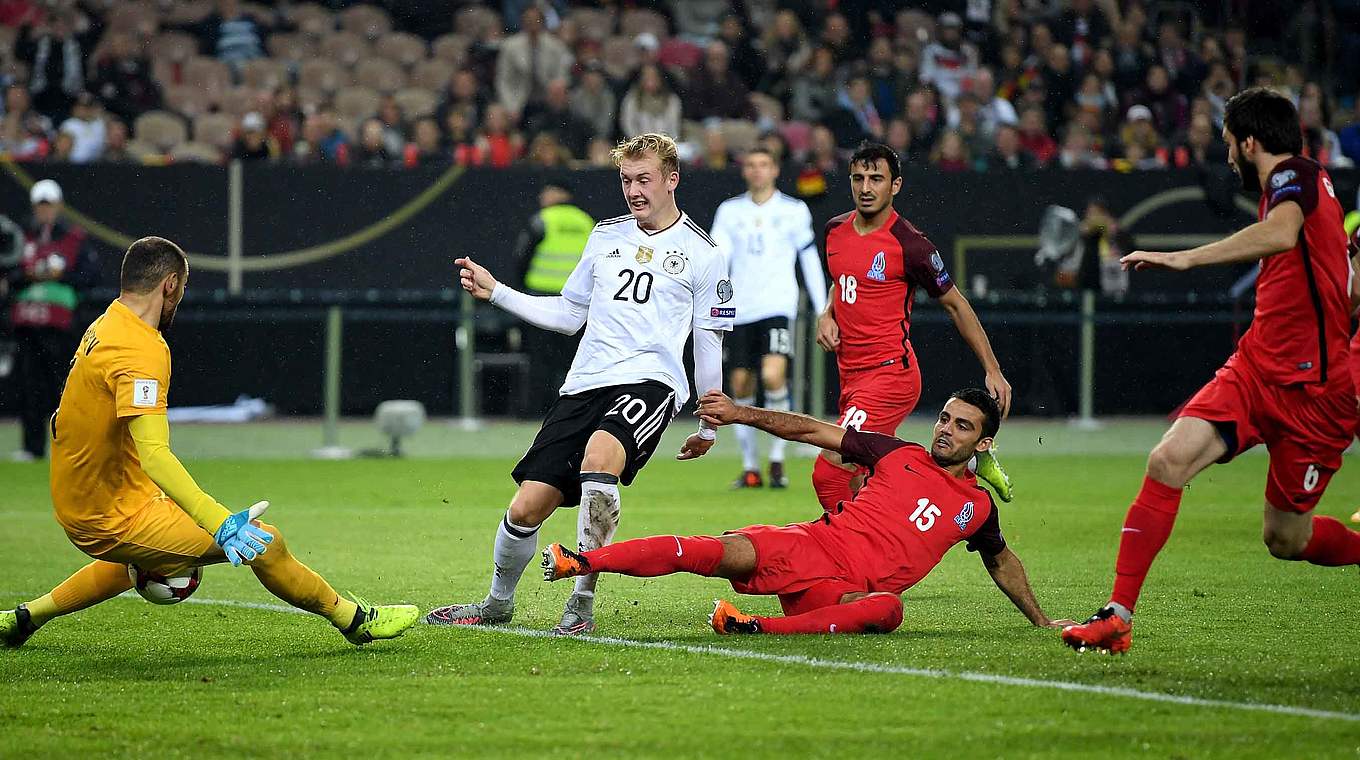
525, 204, 594, 294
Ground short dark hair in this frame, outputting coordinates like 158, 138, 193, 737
1223, 87, 1302, 155
949, 388, 1001, 440
121, 236, 187, 293
849, 141, 902, 182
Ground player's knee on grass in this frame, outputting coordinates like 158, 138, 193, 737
859, 593, 904, 634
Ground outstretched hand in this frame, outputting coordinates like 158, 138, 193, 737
1120, 250, 1189, 271
455, 257, 498, 300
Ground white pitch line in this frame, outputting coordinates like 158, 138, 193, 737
149, 595, 1360, 723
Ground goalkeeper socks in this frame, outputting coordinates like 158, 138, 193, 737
1298, 516, 1360, 566
27, 560, 132, 626
575, 472, 621, 596
490, 511, 540, 601
757, 594, 904, 635
583, 535, 725, 577
733, 396, 758, 471
244, 523, 353, 625
1110, 476, 1182, 612
765, 388, 790, 462
812, 455, 855, 511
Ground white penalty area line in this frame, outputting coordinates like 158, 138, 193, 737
125, 594, 1360, 724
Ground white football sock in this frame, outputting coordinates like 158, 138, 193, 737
765, 387, 790, 463
733, 395, 758, 470
489, 511, 540, 602
574, 472, 620, 596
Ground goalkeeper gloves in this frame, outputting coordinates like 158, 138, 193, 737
213, 500, 273, 566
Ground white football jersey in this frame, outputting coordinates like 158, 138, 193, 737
559, 211, 733, 407
710, 191, 826, 324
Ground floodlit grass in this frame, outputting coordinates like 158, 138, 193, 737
2, 421, 1357, 757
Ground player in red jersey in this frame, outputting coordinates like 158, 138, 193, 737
1063, 88, 1360, 655
813, 142, 1014, 511
541, 389, 1072, 635
1346, 221, 1360, 524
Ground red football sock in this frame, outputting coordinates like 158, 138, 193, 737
1110, 476, 1183, 612
812, 456, 855, 511
1298, 516, 1360, 566
757, 594, 903, 635
582, 535, 724, 578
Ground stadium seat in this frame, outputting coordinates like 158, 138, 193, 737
266, 33, 317, 63
295, 86, 327, 113
657, 39, 702, 70
218, 86, 260, 117
340, 5, 393, 40
896, 9, 936, 44
163, 85, 212, 119
779, 121, 813, 154
171, 141, 224, 164
134, 110, 189, 153
619, 8, 668, 39
600, 36, 637, 81
193, 112, 237, 151
393, 87, 438, 120
718, 120, 760, 154
123, 138, 162, 161
148, 32, 200, 65
374, 32, 428, 68
430, 34, 469, 66
355, 57, 406, 93
319, 31, 370, 68
184, 57, 232, 97
750, 92, 784, 123
568, 7, 614, 41
289, 3, 336, 37
163, 0, 212, 25
410, 59, 455, 92
454, 6, 501, 39
335, 86, 382, 123
241, 58, 288, 91
299, 58, 353, 93
105, 2, 156, 35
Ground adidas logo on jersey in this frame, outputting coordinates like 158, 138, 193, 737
606, 249, 621, 258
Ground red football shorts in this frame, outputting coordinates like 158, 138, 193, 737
1180, 353, 1357, 513
729, 523, 864, 616
835, 360, 922, 435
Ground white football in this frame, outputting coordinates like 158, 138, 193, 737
126, 564, 202, 605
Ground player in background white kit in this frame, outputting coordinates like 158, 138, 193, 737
710, 148, 827, 489
426, 133, 733, 635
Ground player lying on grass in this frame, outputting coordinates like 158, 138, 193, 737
1062, 88, 1360, 655
541, 389, 1072, 635
1, 237, 417, 649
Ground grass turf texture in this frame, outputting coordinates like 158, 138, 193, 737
1, 420, 1357, 757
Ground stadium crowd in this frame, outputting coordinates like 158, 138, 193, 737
0, 0, 1355, 173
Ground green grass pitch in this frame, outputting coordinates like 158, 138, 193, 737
1, 419, 1357, 757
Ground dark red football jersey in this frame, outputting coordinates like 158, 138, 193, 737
802, 429, 1005, 594
824, 209, 954, 372
1239, 156, 1351, 385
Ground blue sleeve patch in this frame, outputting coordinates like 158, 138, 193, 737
1270, 185, 1302, 205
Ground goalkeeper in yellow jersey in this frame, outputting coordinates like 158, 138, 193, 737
1, 236, 417, 648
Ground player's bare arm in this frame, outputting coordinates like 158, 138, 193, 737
697, 390, 847, 452
816, 283, 839, 351
980, 547, 1073, 628
1121, 202, 1304, 272
936, 288, 1013, 417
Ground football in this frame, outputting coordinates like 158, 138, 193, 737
126, 565, 202, 605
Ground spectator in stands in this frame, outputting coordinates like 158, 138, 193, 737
685, 41, 755, 122
758, 130, 788, 165
352, 118, 394, 168
619, 64, 681, 139
986, 124, 1034, 170
1128, 64, 1188, 138
1169, 112, 1226, 168
717, 13, 764, 93
805, 124, 839, 172
951, 93, 993, 159
884, 118, 912, 161
758, 9, 811, 100
994, 42, 1031, 103
403, 117, 447, 168
524, 132, 569, 168
476, 103, 523, 168
1339, 98, 1360, 165
584, 137, 612, 167
694, 128, 729, 170
864, 37, 905, 120
1117, 104, 1163, 163
1200, 61, 1234, 127
1109, 22, 1150, 95
1040, 43, 1076, 137
1058, 126, 1107, 169
376, 96, 407, 157
99, 117, 132, 163
929, 130, 971, 172
48, 131, 73, 162
569, 63, 615, 144
1054, 0, 1110, 67
1156, 21, 1206, 97
88, 32, 161, 126
57, 92, 104, 164
830, 76, 882, 145
230, 111, 277, 161
1300, 97, 1351, 168
0, 84, 50, 160
4, 179, 99, 461
174, 0, 279, 70
445, 110, 484, 166
495, 5, 573, 121
818, 12, 854, 65
903, 88, 940, 162
919, 12, 978, 103
525, 79, 594, 159
15, 8, 93, 122
296, 106, 348, 165
265, 86, 300, 156
969, 67, 1018, 133
788, 46, 840, 124
437, 69, 487, 132
1017, 105, 1057, 166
